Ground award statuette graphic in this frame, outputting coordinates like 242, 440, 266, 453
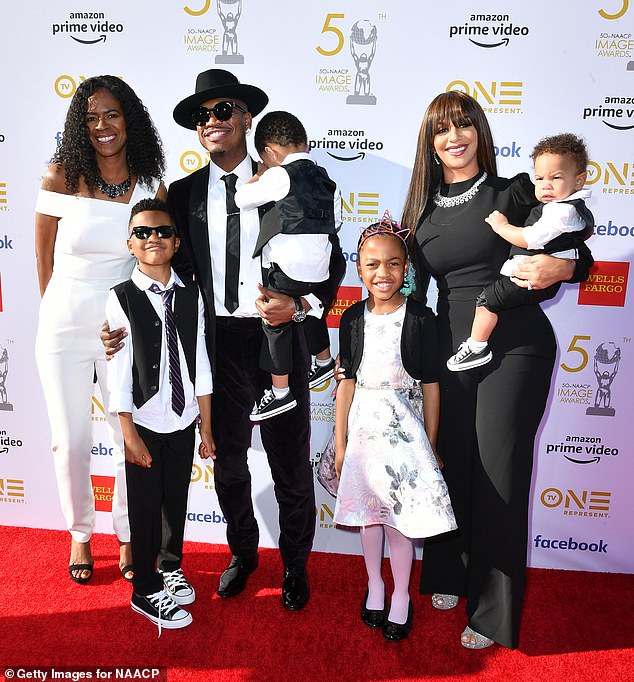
346, 20, 377, 105
586, 342, 621, 417
0, 345, 13, 411
216, 0, 244, 64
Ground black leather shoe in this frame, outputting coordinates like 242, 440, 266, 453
361, 588, 387, 628
281, 567, 310, 610
382, 601, 414, 641
217, 554, 258, 598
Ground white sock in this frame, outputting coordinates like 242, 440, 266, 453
467, 338, 488, 353
272, 386, 289, 399
316, 356, 332, 367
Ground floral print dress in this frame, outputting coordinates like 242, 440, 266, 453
334, 304, 457, 539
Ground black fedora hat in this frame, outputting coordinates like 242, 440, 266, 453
173, 69, 268, 130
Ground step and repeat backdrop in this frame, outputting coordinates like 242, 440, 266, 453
0, 1, 632, 573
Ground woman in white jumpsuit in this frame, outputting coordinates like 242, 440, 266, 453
35, 75, 166, 583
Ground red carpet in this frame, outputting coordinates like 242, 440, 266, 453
1, 526, 632, 681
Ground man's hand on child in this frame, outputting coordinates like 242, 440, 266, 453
255, 284, 296, 327
100, 320, 127, 359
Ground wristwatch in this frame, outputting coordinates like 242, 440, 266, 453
292, 297, 307, 322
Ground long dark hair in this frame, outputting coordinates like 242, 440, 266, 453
52, 75, 165, 194
401, 90, 497, 232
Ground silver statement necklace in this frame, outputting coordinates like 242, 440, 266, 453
95, 174, 131, 199
433, 172, 488, 208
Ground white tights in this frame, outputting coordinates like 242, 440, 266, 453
360, 524, 414, 624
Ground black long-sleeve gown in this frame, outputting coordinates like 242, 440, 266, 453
413, 171, 591, 649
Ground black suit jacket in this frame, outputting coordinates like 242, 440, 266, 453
167, 160, 346, 374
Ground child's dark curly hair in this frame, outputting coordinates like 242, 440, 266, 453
52, 75, 165, 194
530, 133, 589, 174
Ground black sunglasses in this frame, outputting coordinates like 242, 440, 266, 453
191, 101, 247, 127
131, 225, 177, 239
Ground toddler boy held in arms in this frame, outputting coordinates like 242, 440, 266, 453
235, 110, 342, 421
106, 198, 215, 631
447, 133, 594, 372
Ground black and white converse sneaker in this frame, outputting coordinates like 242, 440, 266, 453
158, 567, 195, 605
250, 389, 297, 422
131, 589, 192, 632
447, 341, 493, 372
308, 358, 335, 389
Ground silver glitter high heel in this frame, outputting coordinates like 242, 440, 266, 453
461, 626, 494, 649
431, 593, 459, 610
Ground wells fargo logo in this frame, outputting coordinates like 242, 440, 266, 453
578, 261, 629, 306
446, 80, 523, 113
540, 487, 611, 517
327, 286, 362, 329
0, 477, 25, 503
91, 474, 114, 512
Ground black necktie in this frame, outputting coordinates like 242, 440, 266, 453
149, 283, 185, 416
222, 173, 240, 313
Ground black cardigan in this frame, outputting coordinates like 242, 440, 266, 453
339, 298, 439, 383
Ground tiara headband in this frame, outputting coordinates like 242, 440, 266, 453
357, 210, 411, 251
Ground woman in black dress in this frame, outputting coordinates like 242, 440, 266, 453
401, 91, 592, 649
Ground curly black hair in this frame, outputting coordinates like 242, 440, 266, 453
52, 75, 165, 194
530, 133, 589, 174
254, 110, 307, 154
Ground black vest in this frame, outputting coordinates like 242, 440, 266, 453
511, 197, 595, 257
252, 159, 337, 257
113, 279, 199, 409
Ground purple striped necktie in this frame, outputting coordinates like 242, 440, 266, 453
149, 282, 186, 416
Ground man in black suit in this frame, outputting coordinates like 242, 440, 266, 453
168, 69, 345, 609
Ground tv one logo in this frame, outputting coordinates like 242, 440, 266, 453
54, 74, 123, 98
586, 160, 634, 194
540, 488, 611, 517
180, 150, 210, 174
0, 477, 25, 501
446, 80, 522, 110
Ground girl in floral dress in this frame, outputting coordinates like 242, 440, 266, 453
334, 216, 456, 641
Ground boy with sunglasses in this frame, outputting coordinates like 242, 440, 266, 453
235, 110, 341, 421
105, 198, 215, 631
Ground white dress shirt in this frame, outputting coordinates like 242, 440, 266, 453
106, 267, 213, 433
206, 156, 263, 317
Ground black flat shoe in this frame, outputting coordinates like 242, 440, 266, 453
361, 588, 387, 628
281, 566, 309, 610
382, 601, 414, 641
217, 554, 258, 598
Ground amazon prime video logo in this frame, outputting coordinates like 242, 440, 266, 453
309, 128, 384, 163
52, 12, 124, 44
449, 12, 529, 48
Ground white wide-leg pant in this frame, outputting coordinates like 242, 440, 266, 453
35, 276, 129, 544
